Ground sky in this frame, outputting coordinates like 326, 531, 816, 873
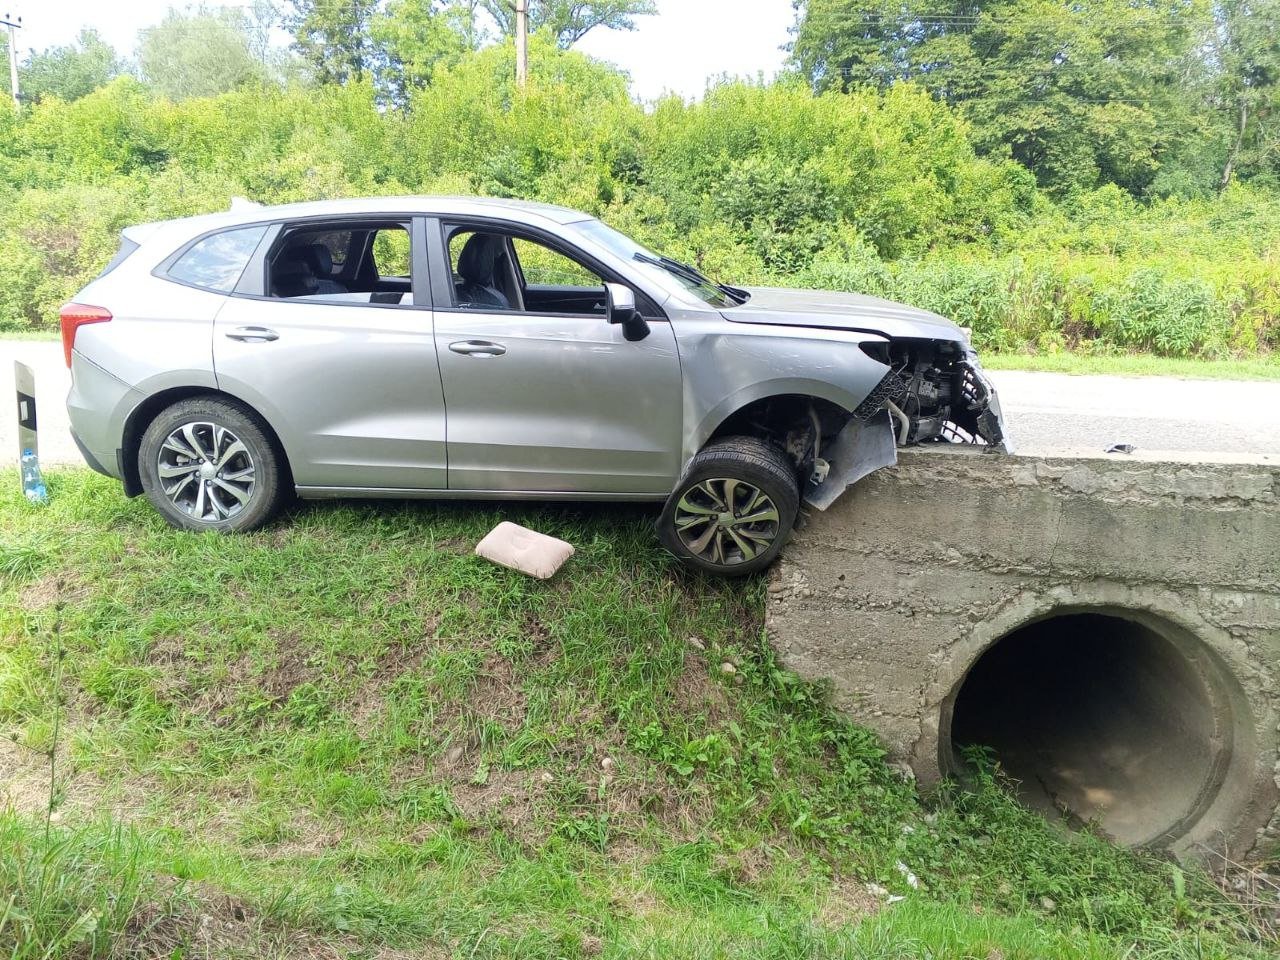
13, 0, 796, 102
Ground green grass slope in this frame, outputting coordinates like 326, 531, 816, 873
1, 472, 1273, 959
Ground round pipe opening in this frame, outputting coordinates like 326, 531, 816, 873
949, 611, 1225, 846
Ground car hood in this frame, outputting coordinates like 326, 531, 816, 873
721, 286, 965, 342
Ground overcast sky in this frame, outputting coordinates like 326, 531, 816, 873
13, 0, 796, 101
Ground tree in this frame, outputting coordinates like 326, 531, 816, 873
372, 0, 483, 104
137, 6, 267, 100
21, 29, 121, 103
789, 1, 1207, 194
480, 0, 656, 48
285, 0, 381, 84
1210, 1, 1280, 189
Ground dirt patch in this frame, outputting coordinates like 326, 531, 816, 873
470, 652, 530, 726
344, 617, 445, 734
146, 633, 318, 726
667, 652, 731, 725
124, 880, 445, 959
0, 733, 150, 826
17, 571, 87, 613
818, 875, 883, 928
448, 767, 545, 836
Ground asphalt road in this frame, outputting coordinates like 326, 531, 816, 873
4, 339, 1278, 470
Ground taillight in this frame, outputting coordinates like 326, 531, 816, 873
60, 303, 112, 367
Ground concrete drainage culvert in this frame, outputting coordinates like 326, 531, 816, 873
946, 609, 1245, 849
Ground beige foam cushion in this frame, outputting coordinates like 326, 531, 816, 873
475, 522, 575, 580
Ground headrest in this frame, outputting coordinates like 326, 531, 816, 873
457, 233, 504, 284
304, 242, 334, 277
273, 249, 311, 278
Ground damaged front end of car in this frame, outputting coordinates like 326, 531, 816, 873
803, 337, 1012, 510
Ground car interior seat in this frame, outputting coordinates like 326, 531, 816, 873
270, 249, 317, 298
303, 243, 348, 295
455, 233, 516, 309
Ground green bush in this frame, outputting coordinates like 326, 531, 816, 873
0, 44, 1275, 356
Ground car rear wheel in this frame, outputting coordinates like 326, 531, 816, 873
138, 397, 283, 533
658, 437, 800, 576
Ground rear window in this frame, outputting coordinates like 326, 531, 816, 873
167, 226, 268, 292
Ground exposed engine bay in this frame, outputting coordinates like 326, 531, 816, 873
854, 339, 1009, 449
787, 338, 1011, 510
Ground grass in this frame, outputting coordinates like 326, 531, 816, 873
984, 350, 1280, 380
0, 470, 1275, 959
0, 329, 59, 342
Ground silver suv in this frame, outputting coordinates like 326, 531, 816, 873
63, 196, 1008, 575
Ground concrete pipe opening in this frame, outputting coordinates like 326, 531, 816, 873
949, 611, 1233, 847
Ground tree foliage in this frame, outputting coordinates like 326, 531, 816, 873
0, 12, 1276, 357
790, 0, 1280, 194
372, 0, 484, 103
1211, 0, 1280, 189
20, 29, 121, 104
285, 0, 382, 83
480, 0, 657, 47
137, 6, 267, 100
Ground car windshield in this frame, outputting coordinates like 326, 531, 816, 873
572, 219, 745, 307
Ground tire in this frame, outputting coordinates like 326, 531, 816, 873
658, 436, 800, 577
138, 396, 284, 533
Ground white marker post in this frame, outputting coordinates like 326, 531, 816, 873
14, 360, 48, 502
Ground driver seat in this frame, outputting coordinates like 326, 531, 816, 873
456, 233, 515, 309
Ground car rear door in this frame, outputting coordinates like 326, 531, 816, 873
212, 216, 448, 491
429, 220, 683, 495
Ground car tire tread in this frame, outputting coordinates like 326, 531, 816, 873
658, 435, 800, 577
138, 396, 284, 533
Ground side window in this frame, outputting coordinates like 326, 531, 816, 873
511, 237, 601, 288
167, 226, 267, 292
446, 225, 608, 316
373, 228, 411, 278
268, 222, 412, 305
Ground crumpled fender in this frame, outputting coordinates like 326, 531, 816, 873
804, 410, 898, 511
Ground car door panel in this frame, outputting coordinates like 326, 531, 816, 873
434, 310, 682, 494
214, 297, 447, 490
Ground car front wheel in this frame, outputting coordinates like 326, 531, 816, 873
138, 397, 284, 533
658, 437, 800, 576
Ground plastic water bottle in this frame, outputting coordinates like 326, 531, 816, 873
20, 449, 47, 504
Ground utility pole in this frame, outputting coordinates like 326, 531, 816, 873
514, 0, 527, 89
1, 12, 20, 108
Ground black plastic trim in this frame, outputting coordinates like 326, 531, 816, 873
70, 430, 110, 477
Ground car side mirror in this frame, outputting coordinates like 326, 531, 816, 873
605, 282, 649, 342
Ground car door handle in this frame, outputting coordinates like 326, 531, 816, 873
449, 340, 506, 357
226, 326, 279, 343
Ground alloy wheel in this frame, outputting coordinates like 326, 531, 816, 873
672, 477, 780, 566
157, 421, 256, 523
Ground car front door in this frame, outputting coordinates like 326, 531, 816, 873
213, 216, 448, 491
431, 221, 683, 495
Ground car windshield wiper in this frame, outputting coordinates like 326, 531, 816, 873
634, 252, 745, 303
658, 255, 750, 304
